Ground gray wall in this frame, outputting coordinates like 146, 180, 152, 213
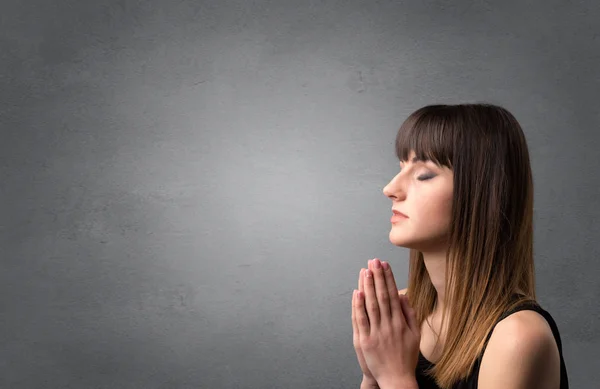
1, 1, 598, 388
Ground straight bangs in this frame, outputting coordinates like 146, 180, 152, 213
394, 105, 456, 169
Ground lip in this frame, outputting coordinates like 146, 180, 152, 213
392, 210, 408, 218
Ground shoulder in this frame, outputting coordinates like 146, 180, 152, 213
398, 288, 407, 295
478, 309, 561, 389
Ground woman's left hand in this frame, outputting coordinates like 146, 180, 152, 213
353, 258, 421, 389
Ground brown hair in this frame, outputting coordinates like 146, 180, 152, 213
396, 103, 537, 388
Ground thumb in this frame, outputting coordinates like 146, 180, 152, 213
399, 295, 418, 333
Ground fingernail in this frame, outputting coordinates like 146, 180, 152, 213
374, 259, 381, 269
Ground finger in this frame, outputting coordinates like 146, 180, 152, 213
382, 261, 406, 326
358, 268, 371, 327
363, 261, 380, 329
358, 268, 364, 295
354, 287, 370, 336
351, 290, 359, 341
382, 261, 403, 312
351, 289, 356, 328
358, 268, 367, 318
372, 259, 392, 322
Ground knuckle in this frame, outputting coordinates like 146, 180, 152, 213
362, 339, 376, 351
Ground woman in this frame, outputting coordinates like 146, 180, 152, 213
351, 104, 568, 389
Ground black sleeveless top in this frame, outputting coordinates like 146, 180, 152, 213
415, 300, 569, 389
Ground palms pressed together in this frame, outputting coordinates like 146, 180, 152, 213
351, 259, 421, 389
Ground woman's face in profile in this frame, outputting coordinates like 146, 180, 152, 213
382, 150, 454, 252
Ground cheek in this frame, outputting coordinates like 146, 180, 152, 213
415, 191, 453, 227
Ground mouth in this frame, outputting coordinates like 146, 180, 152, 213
391, 210, 408, 224
392, 210, 408, 218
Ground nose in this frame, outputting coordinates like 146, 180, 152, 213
383, 172, 406, 200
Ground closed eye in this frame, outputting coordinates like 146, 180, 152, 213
418, 174, 436, 181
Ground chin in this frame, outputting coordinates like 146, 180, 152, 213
388, 230, 447, 252
388, 231, 417, 249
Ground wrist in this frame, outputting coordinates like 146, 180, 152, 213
377, 376, 418, 389
360, 375, 379, 389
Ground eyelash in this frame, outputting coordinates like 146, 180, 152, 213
399, 168, 435, 181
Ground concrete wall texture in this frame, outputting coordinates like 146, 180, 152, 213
1, 0, 598, 388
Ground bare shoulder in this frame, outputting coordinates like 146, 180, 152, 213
398, 288, 408, 295
478, 310, 561, 389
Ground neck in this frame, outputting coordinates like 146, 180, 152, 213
420, 249, 448, 315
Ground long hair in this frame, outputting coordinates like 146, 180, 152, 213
396, 103, 536, 388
